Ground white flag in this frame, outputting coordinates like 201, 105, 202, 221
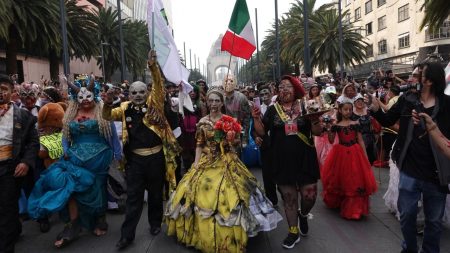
147, 0, 192, 94
445, 62, 450, 96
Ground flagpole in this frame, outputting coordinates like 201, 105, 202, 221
151, 11, 155, 48
225, 32, 236, 81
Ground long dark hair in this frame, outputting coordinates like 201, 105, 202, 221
336, 101, 353, 123
422, 62, 446, 96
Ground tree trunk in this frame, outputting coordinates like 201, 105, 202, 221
49, 49, 60, 80
6, 25, 18, 76
327, 62, 336, 76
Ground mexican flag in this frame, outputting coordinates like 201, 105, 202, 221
221, 0, 256, 60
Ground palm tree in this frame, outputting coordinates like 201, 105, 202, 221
91, 7, 151, 82
47, 0, 98, 79
91, 7, 121, 81
123, 19, 150, 80
309, 9, 367, 74
419, 0, 450, 32
0, 0, 60, 76
279, 0, 367, 75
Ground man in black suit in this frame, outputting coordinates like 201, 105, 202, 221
0, 74, 39, 253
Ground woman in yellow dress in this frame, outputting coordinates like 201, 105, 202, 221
165, 88, 282, 253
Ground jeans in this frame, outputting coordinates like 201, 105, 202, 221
398, 172, 447, 253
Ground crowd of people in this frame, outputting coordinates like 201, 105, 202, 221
1, 50, 450, 253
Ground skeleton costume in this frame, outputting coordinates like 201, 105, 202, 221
103, 61, 181, 244
28, 75, 122, 244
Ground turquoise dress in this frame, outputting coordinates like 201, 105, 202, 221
28, 120, 114, 230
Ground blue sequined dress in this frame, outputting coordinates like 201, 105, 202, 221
28, 119, 114, 230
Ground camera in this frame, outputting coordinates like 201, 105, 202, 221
399, 83, 421, 92
323, 115, 332, 124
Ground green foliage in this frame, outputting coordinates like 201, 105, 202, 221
419, 0, 450, 32
242, 0, 368, 80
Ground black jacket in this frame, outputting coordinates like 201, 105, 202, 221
372, 92, 450, 185
0, 105, 39, 176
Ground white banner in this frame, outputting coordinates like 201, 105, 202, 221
445, 62, 450, 96
147, 0, 192, 94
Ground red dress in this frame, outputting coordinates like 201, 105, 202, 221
321, 124, 378, 219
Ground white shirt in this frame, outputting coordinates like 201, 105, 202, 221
0, 105, 14, 146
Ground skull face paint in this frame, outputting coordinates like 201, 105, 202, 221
223, 75, 236, 93
129, 81, 148, 105
19, 83, 39, 110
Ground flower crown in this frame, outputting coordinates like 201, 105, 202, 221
68, 74, 101, 102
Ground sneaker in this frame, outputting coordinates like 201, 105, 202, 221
282, 233, 300, 249
298, 213, 309, 236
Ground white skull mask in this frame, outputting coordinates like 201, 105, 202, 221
223, 75, 236, 93
77, 87, 94, 104
129, 81, 148, 105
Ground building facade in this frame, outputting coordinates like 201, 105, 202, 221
342, 0, 450, 78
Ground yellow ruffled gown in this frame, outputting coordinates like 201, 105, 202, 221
165, 118, 282, 253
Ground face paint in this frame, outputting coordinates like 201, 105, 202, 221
129, 81, 148, 105
19, 83, 39, 109
77, 87, 94, 104
260, 88, 271, 103
223, 75, 236, 93
207, 93, 223, 113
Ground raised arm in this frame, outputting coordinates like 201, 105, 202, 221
147, 50, 166, 113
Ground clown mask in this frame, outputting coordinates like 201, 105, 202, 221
129, 81, 148, 105
223, 75, 236, 93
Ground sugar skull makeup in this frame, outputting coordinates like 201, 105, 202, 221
129, 81, 148, 105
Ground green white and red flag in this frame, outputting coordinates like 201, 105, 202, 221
221, 0, 256, 60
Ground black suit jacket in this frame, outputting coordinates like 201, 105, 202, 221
0, 105, 39, 176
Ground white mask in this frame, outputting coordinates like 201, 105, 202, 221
77, 87, 94, 104
129, 81, 148, 105
223, 75, 236, 93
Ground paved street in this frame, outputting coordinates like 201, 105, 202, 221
16, 167, 450, 253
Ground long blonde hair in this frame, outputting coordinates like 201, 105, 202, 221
62, 101, 112, 142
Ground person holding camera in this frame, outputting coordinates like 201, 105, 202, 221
367, 62, 450, 253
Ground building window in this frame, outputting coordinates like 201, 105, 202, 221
366, 44, 373, 57
343, 13, 351, 24
366, 22, 373, 35
398, 33, 410, 48
377, 0, 386, 7
425, 20, 450, 41
355, 8, 361, 20
365, 0, 372, 14
378, 15, 386, 31
345, 0, 351, 6
378, 39, 387, 54
398, 4, 409, 22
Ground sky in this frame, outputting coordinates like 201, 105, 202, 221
171, 0, 330, 71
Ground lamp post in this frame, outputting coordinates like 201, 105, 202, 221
303, 0, 311, 75
117, 0, 126, 82
338, 0, 344, 78
100, 41, 110, 82
59, 0, 70, 76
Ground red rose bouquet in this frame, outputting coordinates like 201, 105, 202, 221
214, 115, 242, 143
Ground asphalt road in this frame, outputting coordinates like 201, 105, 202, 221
15, 167, 450, 253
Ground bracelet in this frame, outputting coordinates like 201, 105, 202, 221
427, 123, 437, 132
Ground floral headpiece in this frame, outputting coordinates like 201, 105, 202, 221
68, 74, 101, 102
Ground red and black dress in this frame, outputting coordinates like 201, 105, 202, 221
321, 124, 377, 220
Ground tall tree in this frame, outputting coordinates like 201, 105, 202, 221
420, 0, 450, 32
0, 0, 60, 76
47, 0, 98, 79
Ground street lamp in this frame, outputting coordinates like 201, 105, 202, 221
100, 41, 110, 82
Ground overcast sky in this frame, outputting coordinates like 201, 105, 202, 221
171, 0, 330, 70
